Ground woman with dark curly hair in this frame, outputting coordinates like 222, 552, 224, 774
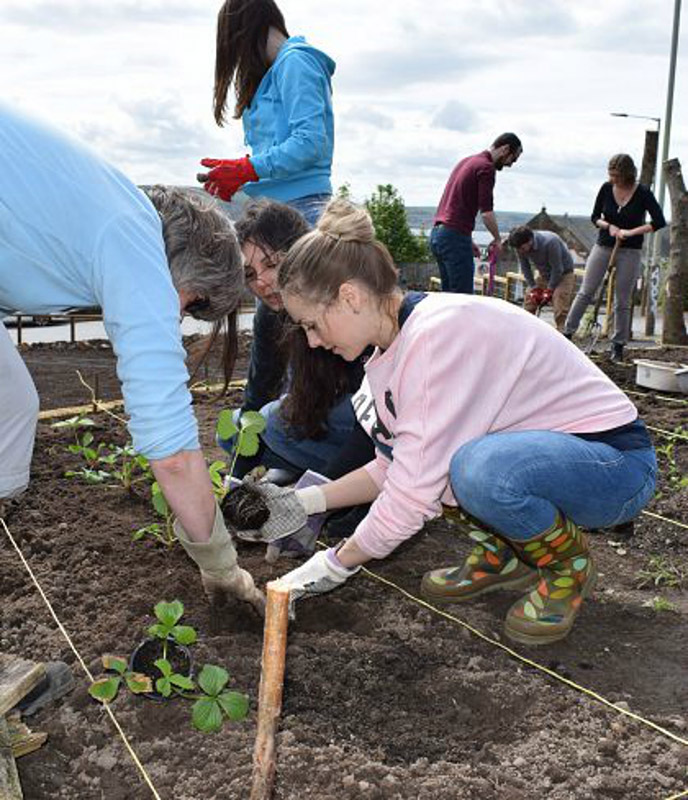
564, 153, 665, 361
198, 0, 335, 225
220, 199, 374, 485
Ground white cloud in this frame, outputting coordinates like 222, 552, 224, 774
432, 101, 477, 132
0, 0, 686, 214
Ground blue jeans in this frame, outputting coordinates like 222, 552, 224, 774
449, 431, 657, 540
261, 393, 357, 475
286, 194, 331, 227
430, 224, 475, 293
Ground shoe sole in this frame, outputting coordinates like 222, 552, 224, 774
503, 561, 599, 646
420, 571, 540, 605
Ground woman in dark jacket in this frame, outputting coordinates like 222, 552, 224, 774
564, 153, 665, 361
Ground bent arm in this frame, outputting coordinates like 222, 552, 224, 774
481, 210, 500, 243
150, 450, 216, 542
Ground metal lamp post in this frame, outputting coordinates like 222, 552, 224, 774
610, 0, 682, 336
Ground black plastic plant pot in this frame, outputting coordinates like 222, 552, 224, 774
129, 637, 193, 702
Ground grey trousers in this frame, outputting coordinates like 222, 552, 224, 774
564, 244, 642, 345
0, 322, 39, 498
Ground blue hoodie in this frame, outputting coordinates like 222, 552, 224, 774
0, 104, 198, 461
243, 36, 335, 202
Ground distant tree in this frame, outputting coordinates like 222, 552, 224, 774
336, 182, 352, 200
365, 184, 427, 263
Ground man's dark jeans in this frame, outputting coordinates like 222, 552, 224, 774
430, 224, 475, 294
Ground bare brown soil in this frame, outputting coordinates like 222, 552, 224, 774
1, 340, 688, 799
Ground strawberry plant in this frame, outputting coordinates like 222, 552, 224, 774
89, 600, 249, 733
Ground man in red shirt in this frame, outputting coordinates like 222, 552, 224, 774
431, 133, 522, 293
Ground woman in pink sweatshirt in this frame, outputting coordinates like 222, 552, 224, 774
244, 199, 656, 646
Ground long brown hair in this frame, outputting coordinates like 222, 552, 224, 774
280, 325, 364, 438
608, 153, 637, 188
213, 0, 289, 124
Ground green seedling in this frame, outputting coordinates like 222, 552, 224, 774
88, 654, 153, 702
133, 482, 176, 547
89, 600, 249, 733
51, 414, 97, 443
216, 409, 266, 493
643, 596, 678, 613
191, 664, 250, 733
636, 555, 688, 590
52, 414, 112, 481
147, 599, 197, 650
655, 429, 688, 494
103, 443, 153, 491
209, 459, 228, 503
64, 467, 111, 484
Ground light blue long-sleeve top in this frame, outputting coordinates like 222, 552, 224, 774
243, 36, 335, 202
0, 104, 198, 460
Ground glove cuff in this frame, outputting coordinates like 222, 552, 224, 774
325, 546, 360, 577
174, 501, 238, 576
242, 155, 259, 182
295, 485, 327, 516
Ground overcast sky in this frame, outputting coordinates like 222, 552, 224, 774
1, 0, 686, 215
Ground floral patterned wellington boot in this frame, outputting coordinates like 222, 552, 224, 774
420, 521, 538, 604
505, 514, 598, 646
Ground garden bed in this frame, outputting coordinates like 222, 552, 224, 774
1, 341, 688, 799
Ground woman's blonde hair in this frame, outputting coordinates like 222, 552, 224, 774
277, 198, 399, 305
608, 153, 637, 187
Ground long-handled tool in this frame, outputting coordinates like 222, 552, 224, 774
583, 238, 621, 354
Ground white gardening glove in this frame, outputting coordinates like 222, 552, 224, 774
279, 547, 360, 616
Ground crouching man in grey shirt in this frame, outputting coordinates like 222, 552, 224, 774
509, 226, 575, 331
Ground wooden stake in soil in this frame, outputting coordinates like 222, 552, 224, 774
250, 581, 291, 800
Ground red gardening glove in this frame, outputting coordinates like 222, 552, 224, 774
525, 287, 544, 307
541, 288, 553, 306
198, 156, 259, 201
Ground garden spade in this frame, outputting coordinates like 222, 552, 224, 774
584, 237, 621, 354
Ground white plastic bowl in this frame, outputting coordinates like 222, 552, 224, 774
633, 360, 687, 393
676, 367, 688, 395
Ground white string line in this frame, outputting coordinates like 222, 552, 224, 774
0, 517, 162, 800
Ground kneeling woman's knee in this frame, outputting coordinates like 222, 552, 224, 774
449, 438, 505, 510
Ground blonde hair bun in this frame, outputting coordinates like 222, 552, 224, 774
317, 198, 375, 244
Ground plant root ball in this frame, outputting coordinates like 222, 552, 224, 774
222, 484, 270, 531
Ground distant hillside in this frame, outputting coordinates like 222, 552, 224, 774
406, 207, 587, 234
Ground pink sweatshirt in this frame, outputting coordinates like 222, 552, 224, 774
352, 293, 637, 559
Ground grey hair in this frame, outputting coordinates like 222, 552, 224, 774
143, 185, 243, 321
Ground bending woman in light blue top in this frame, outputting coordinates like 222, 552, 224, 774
198, 0, 335, 226
0, 104, 263, 613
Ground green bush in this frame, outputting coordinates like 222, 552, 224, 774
364, 184, 429, 264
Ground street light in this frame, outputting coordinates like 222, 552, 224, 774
611, 112, 660, 127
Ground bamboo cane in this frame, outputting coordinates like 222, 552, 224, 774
249, 581, 291, 800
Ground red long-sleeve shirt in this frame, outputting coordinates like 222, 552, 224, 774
433, 150, 495, 235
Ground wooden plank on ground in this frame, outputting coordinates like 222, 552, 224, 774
6, 713, 47, 759
0, 716, 22, 800
0, 656, 45, 718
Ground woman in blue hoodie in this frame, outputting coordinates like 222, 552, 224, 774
199, 0, 335, 226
